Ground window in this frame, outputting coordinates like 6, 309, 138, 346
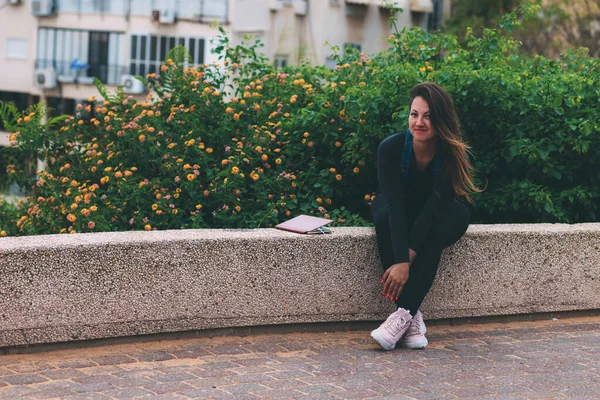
325, 57, 337, 69
36, 28, 125, 85
6, 39, 29, 59
57, 0, 127, 14
88, 32, 110, 83
427, 0, 443, 31
274, 55, 288, 68
129, 34, 205, 76
344, 43, 362, 52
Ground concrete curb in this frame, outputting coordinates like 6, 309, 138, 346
1, 224, 599, 347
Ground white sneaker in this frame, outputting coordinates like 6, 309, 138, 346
371, 308, 412, 351
400, 310, 428, 349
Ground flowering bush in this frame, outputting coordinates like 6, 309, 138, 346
1, 6, 598, 236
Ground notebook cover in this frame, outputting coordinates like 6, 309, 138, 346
274, 215, 333, 234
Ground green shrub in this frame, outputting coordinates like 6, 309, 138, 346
0, 5, 598, 237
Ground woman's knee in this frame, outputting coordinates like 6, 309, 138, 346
432, 200, 470, 248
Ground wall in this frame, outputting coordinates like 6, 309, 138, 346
1, 224, 598, 347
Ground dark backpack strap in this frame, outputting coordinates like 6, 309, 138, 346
400, 129, 413, 176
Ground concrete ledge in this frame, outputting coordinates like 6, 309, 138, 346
1, 224, 599, 347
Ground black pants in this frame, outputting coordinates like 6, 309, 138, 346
371, 194, 470, 316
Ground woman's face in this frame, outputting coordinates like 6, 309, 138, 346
409, 96, 436, 143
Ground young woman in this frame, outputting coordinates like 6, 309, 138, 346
370, 82, 480, 351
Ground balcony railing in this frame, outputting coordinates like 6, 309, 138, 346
55, 0, 229, 21
35, 59, 127, 86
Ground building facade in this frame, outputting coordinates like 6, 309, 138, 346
0, 0, 448, 184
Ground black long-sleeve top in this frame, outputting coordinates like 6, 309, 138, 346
377, 131, 457, 263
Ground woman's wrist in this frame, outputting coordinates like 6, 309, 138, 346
409, 248, 417, 264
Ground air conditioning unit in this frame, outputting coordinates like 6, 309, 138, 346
410, 0, 433, 13
31, 0, 54, 16
120, 75, 145, 94
293, 0, 307, 15
345, 3, 367, 17
34, 69, 57, 89
268, 0, 282, 11
158, 8, 176, 24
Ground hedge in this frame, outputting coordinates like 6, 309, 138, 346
0, 5, 598, 237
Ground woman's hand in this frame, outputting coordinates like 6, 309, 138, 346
381, 262, 410, 301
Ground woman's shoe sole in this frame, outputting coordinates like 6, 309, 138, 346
401, 338, 428, 349
370, 330, 395, 351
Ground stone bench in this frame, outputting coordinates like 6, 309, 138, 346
1, 224, 599, 347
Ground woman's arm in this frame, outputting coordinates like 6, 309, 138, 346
377, 134, 411, 264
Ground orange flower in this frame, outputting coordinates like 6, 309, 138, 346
335, 141, 342, 147
261, 154, 268, 161
187, 174, 195, 181
226, 107, 234, 114
232, 166, 240, 174
67, 214, 77, 223
139, 134, 146, 142
144, 224, 151, 231
88, 221, 95, 229
335, 174, 342, 181
233, 113, 240, 121
329, 168, 337, 173
353, 167, 360, 174
206, 148, 213, 154
275, 158, 282, 165
114, 171, 123, 179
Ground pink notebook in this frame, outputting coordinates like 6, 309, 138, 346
275, 215, 333, 234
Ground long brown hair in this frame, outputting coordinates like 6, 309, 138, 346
410, 82, 482, 203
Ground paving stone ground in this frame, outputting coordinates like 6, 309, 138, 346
1, 316, 599, 399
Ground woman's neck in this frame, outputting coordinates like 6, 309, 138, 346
412, 139, 437, 172
413, 139, 437, 159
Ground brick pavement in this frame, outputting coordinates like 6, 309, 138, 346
0, 316, 599, 399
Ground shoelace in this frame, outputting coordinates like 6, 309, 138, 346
382, 312, 409, 338
412, 316, 422, 334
